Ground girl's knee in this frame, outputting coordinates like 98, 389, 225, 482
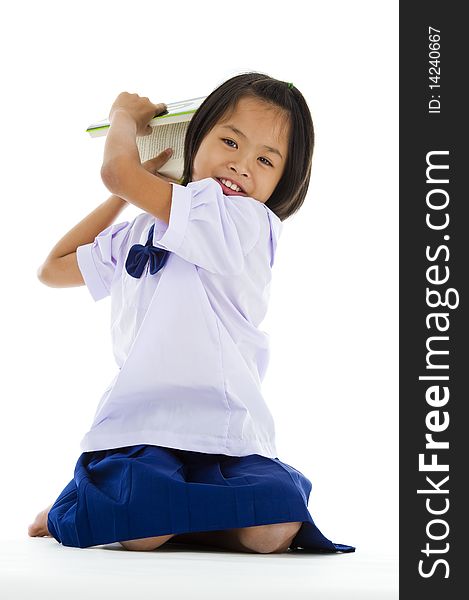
119, 533, 175, 551
237, 522, 303, 554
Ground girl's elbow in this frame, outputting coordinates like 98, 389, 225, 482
37, 264, 56, 288
37, 264, 48, 284
101, 162, 121, 194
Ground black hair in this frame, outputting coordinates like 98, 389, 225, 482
180, 72, 315, 221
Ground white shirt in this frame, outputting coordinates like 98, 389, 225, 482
76, 177, 283, 458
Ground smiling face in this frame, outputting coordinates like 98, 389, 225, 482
191, 96, 290, 204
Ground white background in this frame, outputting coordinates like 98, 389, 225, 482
1, 0, 398, 556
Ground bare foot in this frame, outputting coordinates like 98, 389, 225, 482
28, 504, 54, 537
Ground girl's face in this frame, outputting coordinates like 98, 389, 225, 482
191, 96, 290, 204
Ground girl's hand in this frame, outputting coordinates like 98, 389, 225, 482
109, 92, 167, 136
141, 149, 180, 184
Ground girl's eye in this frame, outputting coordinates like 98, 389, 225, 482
221, 139, 273, 167
222, 138, 237, 148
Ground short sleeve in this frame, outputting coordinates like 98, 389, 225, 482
152, 177, 261, 275
265, 207, 283, 268
76, 220, 133, 302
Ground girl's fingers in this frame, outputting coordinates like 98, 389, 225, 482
141, 149, 175, 176
155, 149, 173, 162
143, 150, 172, 166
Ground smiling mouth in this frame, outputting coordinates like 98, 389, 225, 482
215, 177, 247, 196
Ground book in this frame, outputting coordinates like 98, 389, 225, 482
86, 96, 206, 181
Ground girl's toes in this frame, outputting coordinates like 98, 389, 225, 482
28, 522, 42, 536
28, 508, 52, 537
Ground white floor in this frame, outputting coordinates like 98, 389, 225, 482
1, 536, 397, 600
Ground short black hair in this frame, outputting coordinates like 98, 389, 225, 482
180, 72, 315, 221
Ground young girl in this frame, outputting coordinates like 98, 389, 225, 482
29, 72, 355, 554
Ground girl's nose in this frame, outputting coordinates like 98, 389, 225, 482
228, 161, 250, 178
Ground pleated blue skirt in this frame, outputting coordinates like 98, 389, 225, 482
47, 444, 355, 553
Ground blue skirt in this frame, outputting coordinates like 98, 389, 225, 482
47, 444, 355, 553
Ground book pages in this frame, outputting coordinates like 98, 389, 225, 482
136, 122, 189, 181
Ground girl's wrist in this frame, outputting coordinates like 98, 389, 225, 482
102, 111, 140, 169
109, 109, 137, 129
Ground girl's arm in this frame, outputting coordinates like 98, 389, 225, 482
37, 151, 176, 288
37, 194, 128, 288
100, 94, 173, 224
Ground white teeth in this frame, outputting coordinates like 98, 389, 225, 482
220, 178, 242, 192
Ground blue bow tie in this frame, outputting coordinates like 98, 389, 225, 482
125, 223, 169, 278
